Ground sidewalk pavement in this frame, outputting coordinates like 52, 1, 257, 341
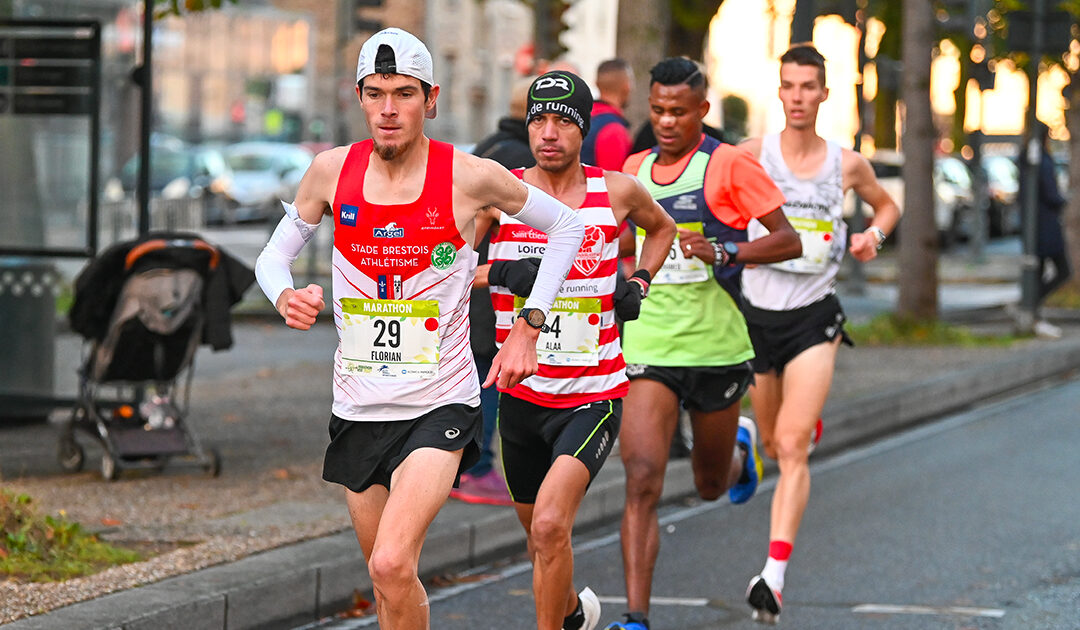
4, 245, 1080, 629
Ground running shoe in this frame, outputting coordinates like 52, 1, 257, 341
449, 470, 513, 506
576, 587, 601, 630
746, 574, 782, 624
603, 612, 649, 630
729, 416, 763, 505
807, 417, 823, 455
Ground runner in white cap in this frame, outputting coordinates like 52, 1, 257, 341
254, 27, 585, 630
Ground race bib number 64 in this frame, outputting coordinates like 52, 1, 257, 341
340, 298, 441, 378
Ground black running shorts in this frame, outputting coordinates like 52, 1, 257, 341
498, 395, 621, 504
743, 293, 854, 375
322, 404, 483, 493
624, 363, 754, 412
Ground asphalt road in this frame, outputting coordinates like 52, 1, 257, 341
302, 377, 1080, 630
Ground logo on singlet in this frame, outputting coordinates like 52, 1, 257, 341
423, 206, 440, 229
573, 225, 605, 276
431, 241, 457, 270
374, 222, 405, 238
339, 204, 358, 227
673, 195, 698, 211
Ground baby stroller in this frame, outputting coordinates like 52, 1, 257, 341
62, 233, 253, 480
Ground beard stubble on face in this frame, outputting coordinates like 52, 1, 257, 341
373, 141, 400, 161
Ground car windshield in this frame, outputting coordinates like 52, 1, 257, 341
982, 156, 1018, 183
226, 152, 277, 172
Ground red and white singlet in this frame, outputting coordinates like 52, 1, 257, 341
330, 139, 479, 421
489, 165, 627, 407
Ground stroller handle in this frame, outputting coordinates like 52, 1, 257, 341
125, 238, 220, 271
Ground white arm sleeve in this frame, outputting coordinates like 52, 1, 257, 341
255, 201, 321, 305
507, 183, 585, 313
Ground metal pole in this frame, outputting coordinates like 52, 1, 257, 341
1018, 0, 1044, 333
136, 0, 153, 236
967, 0, 988, 263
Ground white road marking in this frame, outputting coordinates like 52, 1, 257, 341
598, 595, 710, 607
853, 604, 1006, 618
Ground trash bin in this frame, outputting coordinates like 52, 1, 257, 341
0, 260, 57, 420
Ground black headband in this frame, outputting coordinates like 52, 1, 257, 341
527, 71, 593, 137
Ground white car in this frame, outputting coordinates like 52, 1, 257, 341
218, 142, 314, 223
844, 151, 974, 245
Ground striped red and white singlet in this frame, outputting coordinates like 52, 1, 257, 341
489, 165, 627, 407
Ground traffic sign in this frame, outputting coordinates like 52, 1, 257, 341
13, 64, 93, 88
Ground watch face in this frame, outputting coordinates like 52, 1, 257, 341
524, 309, 545, 328
724, 241, 739, 256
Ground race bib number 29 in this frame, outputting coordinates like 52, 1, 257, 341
340, 298, 441, 378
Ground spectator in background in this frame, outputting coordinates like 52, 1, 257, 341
1022, 120, 1072, 338
451, 76, 537, 506
582, 59, 634, 171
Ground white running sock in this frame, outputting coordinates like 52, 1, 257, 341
761, 557, 787, 594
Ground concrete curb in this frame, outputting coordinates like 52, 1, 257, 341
6, 337, 1080, 630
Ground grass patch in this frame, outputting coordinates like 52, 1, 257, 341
847, 313, 1019, 347
0, 489, 142, 582
1045, 285, 1080, 309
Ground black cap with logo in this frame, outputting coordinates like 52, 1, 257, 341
527, 70, 593, 137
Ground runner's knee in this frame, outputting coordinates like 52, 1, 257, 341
622, 455, 665, 500
368, 547, 417, 591
529, 510, 573, 554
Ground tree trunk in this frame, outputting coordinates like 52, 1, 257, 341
1065, 72, 1080, 292
897, 0, 938, 319
616, 0, 670, 129
872, 0, 902, 150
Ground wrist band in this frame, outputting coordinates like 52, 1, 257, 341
628, 269, 651, 298
867, 226, 886, 250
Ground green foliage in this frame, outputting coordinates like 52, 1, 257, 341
847, 313, 1020, 346
1045, 285, 1080, 308
0, 489, 141, 582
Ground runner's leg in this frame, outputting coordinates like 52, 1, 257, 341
769, 338, 839, 544
358, 446, 462, 630
515, 455, 592, 630
687, 402, 743, 498
748, 371, 782, 460
619, 378, 679, 616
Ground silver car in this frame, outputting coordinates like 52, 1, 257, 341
218, 142, 314, 223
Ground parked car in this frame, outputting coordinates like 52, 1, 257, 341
845, 151, 975, 245
981, 154, 1020, 236
218, 141, 314, 223
115, 138, 233, 223
118, 138, 232, 200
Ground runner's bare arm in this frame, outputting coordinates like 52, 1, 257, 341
472, 205, 501, 290
844, 150, 900, 262
608, 172, 676, 281
254, 148, 346, 329
738, 137, 764, 160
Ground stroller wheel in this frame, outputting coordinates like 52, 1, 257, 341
58, 440, 85, 473
101, 452, 119, 482
204, 448, 222, 478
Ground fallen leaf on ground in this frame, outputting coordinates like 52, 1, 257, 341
100, 517, 123, 527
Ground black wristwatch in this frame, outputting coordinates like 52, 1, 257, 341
712, 241, 739, 267
518, 307, 548, 332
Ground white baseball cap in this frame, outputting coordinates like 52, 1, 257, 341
356, 28, 437, 118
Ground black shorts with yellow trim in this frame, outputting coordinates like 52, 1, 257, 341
498, 394, 621, 504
